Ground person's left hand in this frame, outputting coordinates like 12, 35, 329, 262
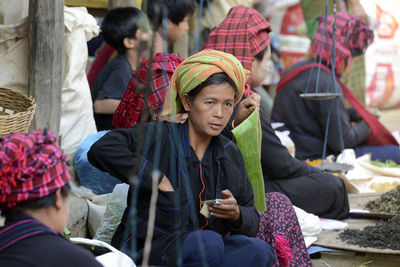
209, 190, 241, 225
233, 94, 260, 128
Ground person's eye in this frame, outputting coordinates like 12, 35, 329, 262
225, 102, 233, 107
206, 101, 214, 105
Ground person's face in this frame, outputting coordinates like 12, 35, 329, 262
167, 15, 190, 43
182, 83, 235, 139
250, 45, 271, 88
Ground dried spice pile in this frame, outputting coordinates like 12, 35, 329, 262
339, 215, 400, 250
365, 185, 400, 214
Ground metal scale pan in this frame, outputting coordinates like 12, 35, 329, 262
299, 92, 342, 100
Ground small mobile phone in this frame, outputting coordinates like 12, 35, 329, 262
201, 200, 224, 205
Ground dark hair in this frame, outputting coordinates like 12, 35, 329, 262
2, 183, 71, 216
101, 7, 145, 54
187, 72, 237, 101
253, 45, 269, 61
143, 0, 195, 30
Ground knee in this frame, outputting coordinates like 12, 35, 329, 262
248, 238, 276, 266
182, 230, 224, 266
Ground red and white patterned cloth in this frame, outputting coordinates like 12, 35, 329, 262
311, 12, 374, 75
0, 130, 70, 211
112, 52, 183, 129
203, 4, 272, 96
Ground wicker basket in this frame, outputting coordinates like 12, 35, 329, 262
0, 87, 36, 136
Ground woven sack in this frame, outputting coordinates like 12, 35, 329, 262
0, 87, 36, 136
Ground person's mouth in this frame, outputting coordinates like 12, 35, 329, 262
209, 123, 223, 130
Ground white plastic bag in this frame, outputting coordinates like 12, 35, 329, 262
94, 184, 129, 244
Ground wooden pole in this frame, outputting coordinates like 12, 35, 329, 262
109, 0, 136, 9
28, 0, 64, 136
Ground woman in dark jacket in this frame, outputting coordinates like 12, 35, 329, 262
272, 12, 400, 163
204, 5, 349, 222
0, 130, 102, 267
88, 49, 275, 266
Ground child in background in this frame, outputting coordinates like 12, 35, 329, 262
113, 0, 195, 128
91, 7, 150, 131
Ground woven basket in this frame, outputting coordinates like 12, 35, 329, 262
0, 87, 36, 136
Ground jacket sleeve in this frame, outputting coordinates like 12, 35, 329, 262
87, 126, 164, 192
227, 145, 260, 236
315, 73, 371, 152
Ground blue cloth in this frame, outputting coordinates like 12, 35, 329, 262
74, 131, 121, 194
181, 230, 276, 267
355, 144, 400, 164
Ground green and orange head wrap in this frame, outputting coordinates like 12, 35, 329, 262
161, 49, 250, 117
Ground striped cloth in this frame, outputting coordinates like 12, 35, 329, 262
161, 49, 249, 117
0, 130, 70, 211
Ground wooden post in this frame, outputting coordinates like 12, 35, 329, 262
28, 0, 63, 136
109, 0, 136, 9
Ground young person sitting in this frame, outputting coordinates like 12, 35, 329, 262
112, 0, 195, 128
88, 50, 276, 266
0, 130, 102, 267
204, 5, 349, 220
91, 7, 150, 131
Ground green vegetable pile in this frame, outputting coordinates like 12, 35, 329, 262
370, 159, 400, 168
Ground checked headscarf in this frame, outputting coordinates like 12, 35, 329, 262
0, 130, 70, 211
161, 49, 249, 117
311, 12, 374, 75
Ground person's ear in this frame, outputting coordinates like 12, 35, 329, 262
54, 189, 63, 210
123, 37, 137, 49
181, 94, 191, 112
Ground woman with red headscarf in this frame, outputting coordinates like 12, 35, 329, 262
203, 5, 332, 266
0, 130, 102, 267
271, 12, 400, 163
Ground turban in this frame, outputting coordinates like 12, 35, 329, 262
161, 49, 249, 117
204, 5, 272, 72
0, 130, 70, 211
311, 12, 374, 75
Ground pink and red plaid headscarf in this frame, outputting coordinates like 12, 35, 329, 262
203, 5, 271, 95
204, 5, 271, 71
0, 130, 70, 211
311, 12, 374, 75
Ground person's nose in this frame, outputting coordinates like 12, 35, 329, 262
213, 104, 223, 118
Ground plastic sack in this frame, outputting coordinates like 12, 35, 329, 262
71, 237, 136, 267
363, 1, 400, 109
0, 3, 98, 156
75, 130, 121, 195
232, 109, 266, 212
94, 183, 129, 244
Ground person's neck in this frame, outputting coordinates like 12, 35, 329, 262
187, 123, 212, 161
153, 30, 166, 55
125, 49, 139, 70
23, 208, 60, 233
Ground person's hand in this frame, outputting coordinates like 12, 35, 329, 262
233, 94, 260, 127
209, 190, 241, 225
158, 176, 174, 192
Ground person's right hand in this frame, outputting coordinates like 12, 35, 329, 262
233, 94, 260, 127
158, 176, 174, 192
